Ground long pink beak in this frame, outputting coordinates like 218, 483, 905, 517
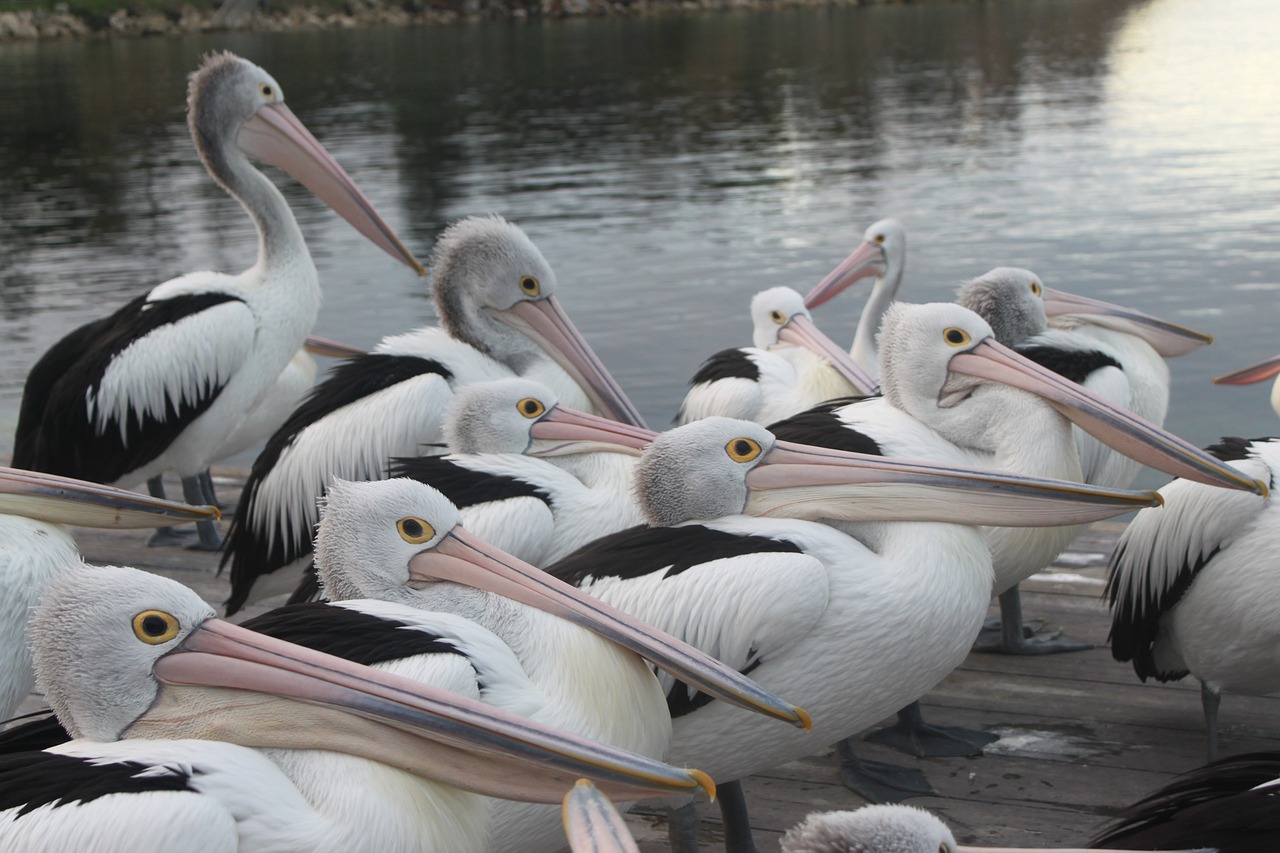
0, 467, 219, 529
562, 779, 642, 853
304, 335, 367, 360
409, 528, 811, 731
776, 314, 880, 395
146, 616, 714, 803
498, 296, 649, 429
237, 103, 425, 276
1043, 287, 1212, 357
1214, 353, 1280, 385
803, 240, 885, 310
742, 441, 1159, 526
528, 406, 659, 458
948, 339, 1266, 494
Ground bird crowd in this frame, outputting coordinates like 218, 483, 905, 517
0, 50, 1276, 853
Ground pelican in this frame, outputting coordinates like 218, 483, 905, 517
1091, 750, 1280, 850
763, 302, 1259, 793
537, 416, 1159, 850
1215, 353, 1280, 419
0, 565, 717, 851
311, 475, 808, 853
802, 217, 908, 377
0, 468, 218, 719
220, 214, 646, 614
389, 377, 654, 566
956, 268, 1213, 654
1107, 436, 1280, 761
781, 804, 1204, 853
10, 52, 422, 552
676, 287, 878, 426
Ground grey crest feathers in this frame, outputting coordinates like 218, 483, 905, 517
956, 267, 1048, 346
780, 804, 958, 853
444, 378, 560, 455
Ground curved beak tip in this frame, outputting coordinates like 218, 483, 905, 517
793, 706, 814, 732
208, 505, 223, 521
1255, 478, 1270, 499
691, 769, 716, 802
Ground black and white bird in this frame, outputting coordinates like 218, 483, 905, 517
1107, 436, 1279, 761
676, 286, 878, 426
10, 52, 422, 551
0, 565, 716, 852
956, 267, 1213, 654
802, 217, 908, 379
538, 416, 1157, 850
221, 214, 646, 614
0, 468, 217, 719
310, 475, 809, 853
764, 302, 1260, 791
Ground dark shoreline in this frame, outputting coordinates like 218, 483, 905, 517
0, 0, 881, 41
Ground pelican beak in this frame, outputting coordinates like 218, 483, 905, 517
528, 406, 659, 458
237, 102, 426, 276
0, 468, 219, 529
1214, 353, 1280, 385
133, 617, 715, 804
744, 441, 1160, 526
947, 339, 1266, 495
803, 240, 885, 310
775, 314, 881, 395
562, 779, 642, 853
1042, 287, 1212, 357
496, 296, 649, 429
303, 335, 366, 360
409, 528, 811, 731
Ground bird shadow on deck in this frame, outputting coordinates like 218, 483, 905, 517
38, 476, 1280, 852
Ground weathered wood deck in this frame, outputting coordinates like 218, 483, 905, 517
30, 469, 1280, 851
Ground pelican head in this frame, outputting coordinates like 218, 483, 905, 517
780, 805, 957, 853
314, 477, 809, 729
803, 218, 905, 310
444, 378, 656, 458
30, 564, 716, 803
877, 302, 1264, 494
748, 287, 879, 393
955, 267, 1050, 346
188, 51, 422, 274
431, 215, 646, 427
635, 416, 1157, 529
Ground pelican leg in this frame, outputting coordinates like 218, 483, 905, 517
181, 475, 224, 551
973, 586, 1093, 655
1202, 681, 1221, 762
835, 737, 935, 804
717, 779, 760, 853
146, 476, 198, 547
864, 701, 998, 757
666, 800, 702, 853
198, 469, 221, 509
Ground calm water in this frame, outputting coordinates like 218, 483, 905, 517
2, 0, 1278, 489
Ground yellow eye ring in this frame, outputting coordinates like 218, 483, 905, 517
943, 327, 972, 348
132, 610, 180, 645
770, 310, 786, 325
725, 437, 763, 463
517, 397, 546, 419
397, 516, 436, 545
519, 275, 541, 296
1029, 280, 1042, 297
258, 83, 275, 99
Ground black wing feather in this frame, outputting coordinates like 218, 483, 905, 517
239, 602, 463, 668
767, 407, 886, 456
390, 456, 552, 510
12, 292, 243, 483
0, 751, 195, 818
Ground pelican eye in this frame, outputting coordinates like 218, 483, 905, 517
943, 327, 972, 347
258, 83, 275, 100
1029, 280, 1042, 297
132, 610, 180, 645
519, 275, 541, 296
874, 234, 885, 244
725, 437, 763, 463
518, 397, 546, 419
397, 516, 436, 544
939, 844, 951, 853
770, 310, 786, 325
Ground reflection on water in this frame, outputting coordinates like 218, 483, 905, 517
1, 0, 1277, 488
